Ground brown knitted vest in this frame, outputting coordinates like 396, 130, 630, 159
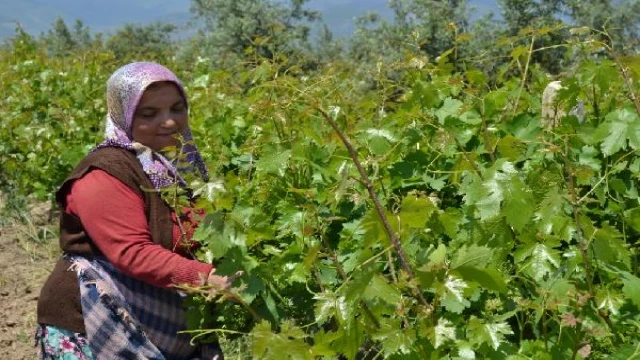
37, 147, 174, 333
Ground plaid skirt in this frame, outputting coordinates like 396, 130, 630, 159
36, 255, 222, 360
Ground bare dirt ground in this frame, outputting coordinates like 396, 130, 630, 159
0, 209, 58, 359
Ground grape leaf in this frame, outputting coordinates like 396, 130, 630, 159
608, 342, 640, 360
314, 291, 347, 325
593, 224, 631, 270
440, 275, 471, 313
596, 109, 640, 156
399, 193, 438, 228
251, 320, 309, 360
620, 272, 640, 308
515, 243, 560, 281
502, 176, 535, 231
454, 266, 508, 294
363, 275, 402, 305
578, 145, 602, 171
255, 149, 291, 175
434, 318, 457, 348
451, 244, 493, 269
467, 317, 514, 350
436, 97, 463, 124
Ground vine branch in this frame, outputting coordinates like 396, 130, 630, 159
316, 106, 432, 311
561, 139, 614, 331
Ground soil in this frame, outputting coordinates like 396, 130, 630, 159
0, 223, 58, 359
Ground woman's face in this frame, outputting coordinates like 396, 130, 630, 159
131, 81, 188, 152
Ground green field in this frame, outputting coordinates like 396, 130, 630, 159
1, 1, 640, 358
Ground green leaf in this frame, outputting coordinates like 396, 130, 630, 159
534, 189, 574, 240
364, 129, 396, 156
596, 109, 640, 156
428, 243, 448, 267
344, 266, 376, 307
434, 318, 457, 348
334, 319, 364, 360
372, 317, 415, 356
314, 291, 347, 325
361, 208, 396, 248
624, 207, 640, 232
467, 317, 514, 350
502, 176, 535, 231
600, 120, 627, 155
597, 289, 625, 316
399, 193, 438, 228
251, 320, 309, 360
459, 110, 482, 125
363, 275, 402, 305
440, 275, 470, 313
310, 330, 339, 358
255, 150, 291, 176
438, 208, 463, 238
593, 224, 631, 270
515, 243, 560, 281
451, 244, 493, 269
475, 176, 503, 220
435, 98, 463, 124
578, 145, 602, 171
608, 342, 640, 360
544, 278, 573, 304
463, 160, 521, 221
191, 180, 226, 202
454, 266, 508, 294
496, 135, 526, 161
620, 272, 640, 308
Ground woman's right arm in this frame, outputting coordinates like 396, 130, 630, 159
65, 169, 213, 288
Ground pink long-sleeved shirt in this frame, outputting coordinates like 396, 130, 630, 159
64, 169, 212, 288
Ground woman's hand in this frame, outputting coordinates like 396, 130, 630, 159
204, 268, 243, 295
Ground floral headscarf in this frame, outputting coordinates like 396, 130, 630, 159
94, 62, 208, 190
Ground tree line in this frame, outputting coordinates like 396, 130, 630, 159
3, 0, 639, 76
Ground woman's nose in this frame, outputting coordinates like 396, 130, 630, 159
161, 116, 177, 128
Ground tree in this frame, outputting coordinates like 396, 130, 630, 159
188, 0, 321, 66
2, 24, 38, 57
40, 17, 76, 56
105, 22, 177, 60
389, 0, 470, 59
314, 23, 345, 64
565, 0, 640, 53
37, 18, 99, 56
348, 0, 470, 70
71, 20, 93, 49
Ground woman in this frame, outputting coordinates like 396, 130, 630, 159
36, 62, 228, 359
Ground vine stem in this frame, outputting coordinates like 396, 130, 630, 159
594, 28, 640, 116
512, 35, 536, 118
611, 53, 640, 116
175, 283, 261, 322
561, 139, 614, 331
316, 106, 432, 311
577, 148, 638, 204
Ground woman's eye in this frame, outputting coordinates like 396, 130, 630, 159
139, 111, 157, 118
172, 104, 186, 112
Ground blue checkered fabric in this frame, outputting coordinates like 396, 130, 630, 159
67, 255, 222, 360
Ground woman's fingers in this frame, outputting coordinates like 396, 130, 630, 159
226, 270, 244, 285
206, 270, 244, 295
